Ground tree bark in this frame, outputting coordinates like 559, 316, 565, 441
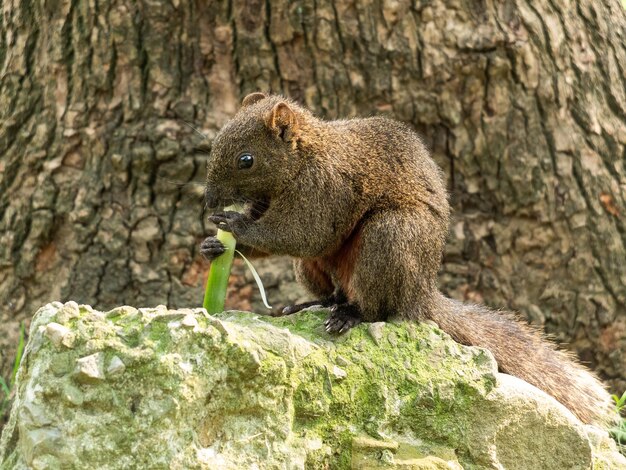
1, 0, 624, 398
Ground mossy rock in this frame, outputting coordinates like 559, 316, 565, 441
0, 302, 623, 469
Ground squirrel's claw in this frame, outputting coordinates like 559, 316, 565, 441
324, 304, 362, 334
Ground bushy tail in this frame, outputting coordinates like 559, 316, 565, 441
432, 293, 613, 426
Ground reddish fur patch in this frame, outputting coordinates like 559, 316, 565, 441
314, 223, 363, 301
300, 259, 334, 294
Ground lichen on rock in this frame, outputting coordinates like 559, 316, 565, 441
0, 302, 624, 469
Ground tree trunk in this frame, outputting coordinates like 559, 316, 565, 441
1, 0, 624, 398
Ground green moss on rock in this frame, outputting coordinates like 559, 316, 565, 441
0, 302, 624, 469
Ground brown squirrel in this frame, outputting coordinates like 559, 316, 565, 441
201, 92, 613, 425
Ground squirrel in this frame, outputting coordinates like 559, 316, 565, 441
200, 92, 613, 426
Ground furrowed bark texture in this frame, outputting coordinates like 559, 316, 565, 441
1, 0, 624, 396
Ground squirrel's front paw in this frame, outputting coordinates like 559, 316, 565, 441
200, 236, 226, 260
209, 211, 249, 236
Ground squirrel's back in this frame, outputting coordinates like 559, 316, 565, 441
309, 117, 449, 217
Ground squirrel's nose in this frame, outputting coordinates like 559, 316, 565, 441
204, 187, 220, 209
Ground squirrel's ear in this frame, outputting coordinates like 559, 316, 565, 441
241, 92, 267, 108
266, 102, 297, 142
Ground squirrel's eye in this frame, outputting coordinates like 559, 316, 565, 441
237, 153, 254, 170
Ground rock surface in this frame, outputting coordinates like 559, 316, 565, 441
0, 302, 624, 469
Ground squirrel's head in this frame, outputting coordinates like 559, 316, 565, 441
204, 92, 307, 217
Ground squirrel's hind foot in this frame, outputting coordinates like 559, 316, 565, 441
281, 300, 331, 315
325, 304, 362, 334
281, 290, 348, 316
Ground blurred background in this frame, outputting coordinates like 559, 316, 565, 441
1, 0, 624, 426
